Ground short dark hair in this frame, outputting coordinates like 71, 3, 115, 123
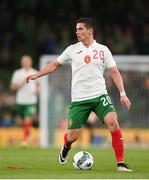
76, 17, 95, 31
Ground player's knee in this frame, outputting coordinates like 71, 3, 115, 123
104, 112, 119, 131
109, 121, 119, 131
68, 129, 80, 142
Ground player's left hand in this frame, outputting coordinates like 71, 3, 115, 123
120, 95, 131, 110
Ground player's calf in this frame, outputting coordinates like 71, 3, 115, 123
59, 133, 74, 165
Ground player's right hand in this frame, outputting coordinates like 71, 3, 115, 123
25, 74, 39, 83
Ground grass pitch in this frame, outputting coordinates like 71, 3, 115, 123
0, 147, 149, 179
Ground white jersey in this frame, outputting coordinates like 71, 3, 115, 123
57, 40, 116, 102
11, 68, 40, 104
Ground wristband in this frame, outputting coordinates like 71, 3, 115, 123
120, 91, 126, 97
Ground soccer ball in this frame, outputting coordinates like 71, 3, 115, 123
73, 151, 94, 170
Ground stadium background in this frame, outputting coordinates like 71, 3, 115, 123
0, 0, 149, 147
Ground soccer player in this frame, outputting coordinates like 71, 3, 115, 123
11, 55, 40, 147
25, 18, 132, 171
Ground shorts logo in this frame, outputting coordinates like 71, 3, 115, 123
69, 119, 73, 126
84, 55, 91, 64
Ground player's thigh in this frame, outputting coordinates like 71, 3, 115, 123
16, 104, 25, 118
68, 102, 92, 129
93, 94, 116, 123
24, 104, 37, 117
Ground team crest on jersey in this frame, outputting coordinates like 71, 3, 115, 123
84, 55, 91, 64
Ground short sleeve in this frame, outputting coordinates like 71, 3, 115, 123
104, 47, 116, 68
11, 71, 19, 85
57, 45, 72, 64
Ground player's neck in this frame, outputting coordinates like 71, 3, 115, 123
82, 37, 94, 48
23, 67, 31, 71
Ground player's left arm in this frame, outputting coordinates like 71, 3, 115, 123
108, 66, 131, 110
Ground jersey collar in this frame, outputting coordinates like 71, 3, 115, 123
80, 40, 96, 48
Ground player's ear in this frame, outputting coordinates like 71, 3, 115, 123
89, 28, 93, 35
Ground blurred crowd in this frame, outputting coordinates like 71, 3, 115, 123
0, 0, 149, 127
0, 0, 148, 71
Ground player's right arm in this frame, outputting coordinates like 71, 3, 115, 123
10, 80, 26, 92
26, 45, 71, 83
10, 71, 26, 92
26, 60, 61, 83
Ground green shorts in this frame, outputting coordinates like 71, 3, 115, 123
68, 94, 116, 129
17, 104, 37, 118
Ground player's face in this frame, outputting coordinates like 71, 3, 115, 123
21, 56, 32, 69
76, 23, 92, 42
